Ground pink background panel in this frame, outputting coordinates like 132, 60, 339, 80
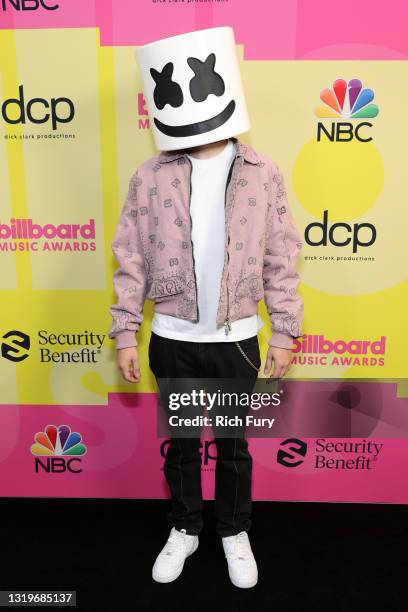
1, 394, 408, 502
1, 0, 408, 59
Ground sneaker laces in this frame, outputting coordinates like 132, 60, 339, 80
234, 531, 251, 560
164, 528, 186, 556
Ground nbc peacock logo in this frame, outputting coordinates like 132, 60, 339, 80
315, 78, 379, 142
31, 424, 87, 474
316, 78, 379, 119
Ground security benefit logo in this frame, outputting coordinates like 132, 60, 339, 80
0, 328, 105, 364
277, 438, 307, 468
277, 438, 384, 471
1, 329, 30, 362
315, 78, 379, 142
31, 424, 87, 474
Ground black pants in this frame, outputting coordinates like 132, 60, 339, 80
148, 331, 261, 537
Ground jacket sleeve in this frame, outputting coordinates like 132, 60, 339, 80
107, 170, 147, 349
263, 163, 304, 350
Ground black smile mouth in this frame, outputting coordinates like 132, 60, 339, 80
154, 99, 236, 137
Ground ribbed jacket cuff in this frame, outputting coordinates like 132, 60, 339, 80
114, 330, 138, 350
268, 332, 295, 350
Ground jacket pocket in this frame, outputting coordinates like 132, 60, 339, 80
146, 274, 185, 302
234, 272, 264, 302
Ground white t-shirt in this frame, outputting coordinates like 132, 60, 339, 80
151, 138, 264, 342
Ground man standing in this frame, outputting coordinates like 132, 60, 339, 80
108, 27, 303, 588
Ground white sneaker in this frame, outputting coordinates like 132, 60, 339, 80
152, 527, 199, 583
222, 531, 258, 588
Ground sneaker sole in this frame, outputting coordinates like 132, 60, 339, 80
228, 571, 258, 589
152, 538, 199, 584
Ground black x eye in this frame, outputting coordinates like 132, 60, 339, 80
150, 62, 183, 110
187, 53, 225, 102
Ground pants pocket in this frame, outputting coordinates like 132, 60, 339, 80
148, 332, 161, 375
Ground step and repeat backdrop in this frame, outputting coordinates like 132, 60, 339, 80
0, 0, 407, 502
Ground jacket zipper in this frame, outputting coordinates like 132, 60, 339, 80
186, 156, 199, 322
223, 157, 236, 336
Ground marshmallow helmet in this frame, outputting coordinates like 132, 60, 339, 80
135, 26, 250, 151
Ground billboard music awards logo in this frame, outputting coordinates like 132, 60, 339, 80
0, 217, 97, 252
277, 438, 384, 471
137, 93, 149, 130
292, 334, 386, 367
31, 424, 87, 473
315, 77, 379, 142
0, 329, 105, 363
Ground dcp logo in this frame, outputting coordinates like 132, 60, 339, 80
160, 439, 216, 466
305, 210, 377, 252
1, 84, 75, 130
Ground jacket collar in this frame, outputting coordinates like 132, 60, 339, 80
157, 137, 260, 165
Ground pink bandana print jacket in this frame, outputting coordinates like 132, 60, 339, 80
108, 137, 304, 350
